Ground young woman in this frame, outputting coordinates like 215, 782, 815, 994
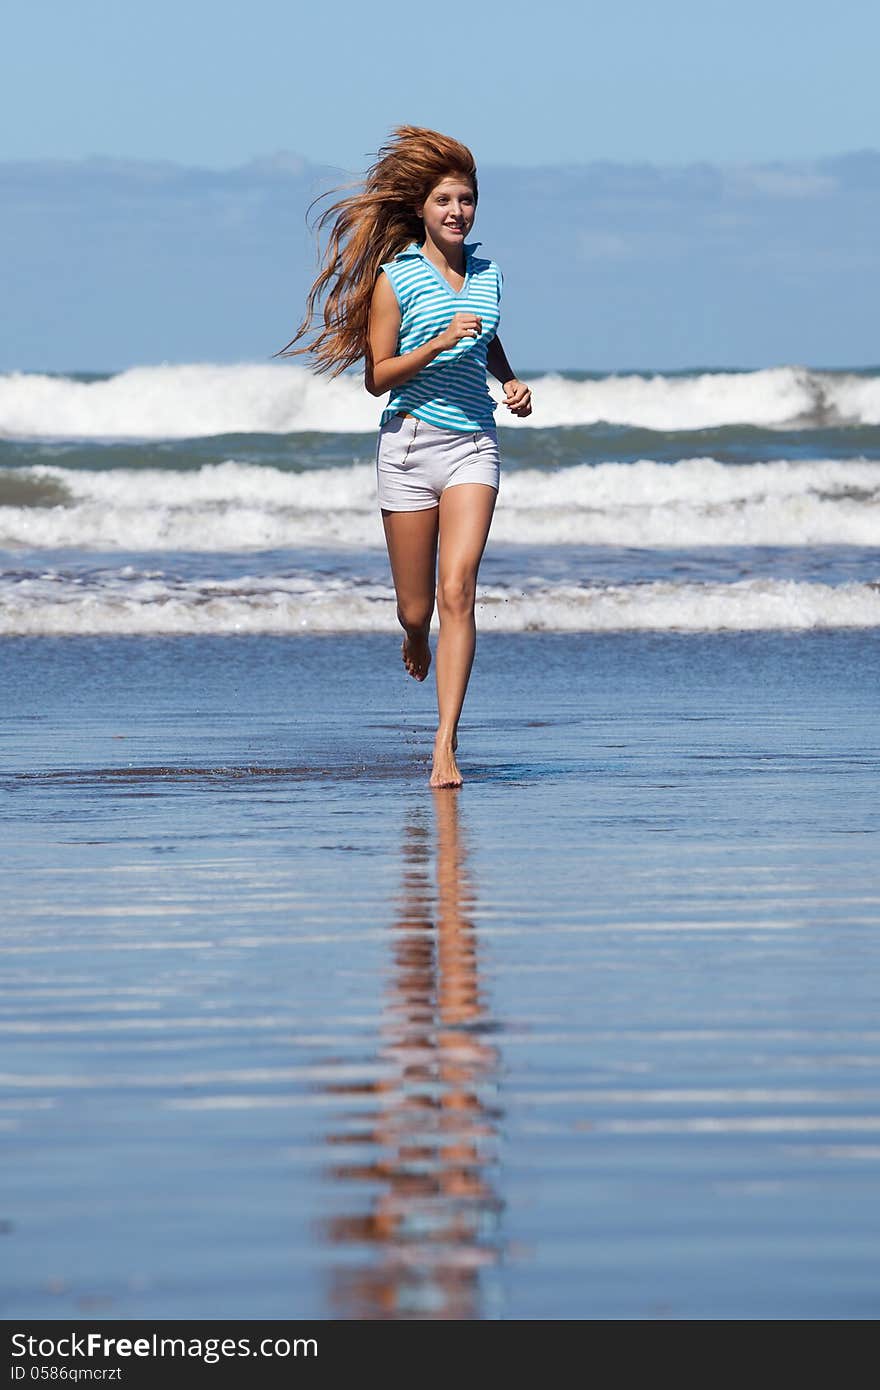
278, 126, 532, 788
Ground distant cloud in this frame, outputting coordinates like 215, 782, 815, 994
2, 150, 878, 370
724, 166, 837, 199
240, 152, 308, 176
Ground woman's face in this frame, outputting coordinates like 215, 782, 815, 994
417, 174, 476, 253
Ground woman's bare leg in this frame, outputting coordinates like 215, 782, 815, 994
431, 483, 498, 789
381, 505, 440, 682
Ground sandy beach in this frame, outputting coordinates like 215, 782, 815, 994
3, 628, 879, 1319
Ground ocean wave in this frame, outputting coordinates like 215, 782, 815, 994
2, 363, 880, 440
2, 570, 879, 636
0, 457, 878, 550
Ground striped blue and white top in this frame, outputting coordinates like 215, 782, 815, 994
378, 240, 503, 432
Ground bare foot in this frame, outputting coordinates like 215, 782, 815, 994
430, 738, 462, 789
401, 630, 431, 681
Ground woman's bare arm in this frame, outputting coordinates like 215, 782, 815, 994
486, 334, 517, 386
487, 335, 532, 418
365, 273, 483, 397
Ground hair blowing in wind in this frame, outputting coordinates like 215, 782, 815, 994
275, 126, 479, 376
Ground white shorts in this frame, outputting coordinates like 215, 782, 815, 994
376, 413, 500, 512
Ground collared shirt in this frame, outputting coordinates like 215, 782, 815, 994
378, 240, 503, 432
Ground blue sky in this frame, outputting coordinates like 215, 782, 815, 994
6, 0, 880, 169
4, 3, 879, 370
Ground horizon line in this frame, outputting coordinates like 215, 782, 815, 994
1, 148, 879, 176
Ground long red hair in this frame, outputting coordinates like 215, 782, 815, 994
275, 126, 479, 376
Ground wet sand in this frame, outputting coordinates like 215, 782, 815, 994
2, 631, 880, 1319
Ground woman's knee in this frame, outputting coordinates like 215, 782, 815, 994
396, 596, 435, 632
437, 573, 476, 619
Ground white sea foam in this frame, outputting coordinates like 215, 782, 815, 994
2, 363, 880, 439
530, 367, 880, 430
0, 365, 376, 439
2, 570, 879, 636
1, 456, 878, 550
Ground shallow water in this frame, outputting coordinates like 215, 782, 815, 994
2, 632, 880, 1318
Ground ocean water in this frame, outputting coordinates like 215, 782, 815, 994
0, 362, 879, 636
3, 363, 880, 1320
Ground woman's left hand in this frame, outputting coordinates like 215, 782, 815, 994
503, 378, 532, 418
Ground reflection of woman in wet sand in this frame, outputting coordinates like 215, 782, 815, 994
277, 127, 532, 788
320, 791, 504, 1319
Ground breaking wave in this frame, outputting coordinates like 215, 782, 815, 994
2, 363, 880, 440
0, 456, 878, 550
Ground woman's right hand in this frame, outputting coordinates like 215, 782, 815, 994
437, 313, 483, 352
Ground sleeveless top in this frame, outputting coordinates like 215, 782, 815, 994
378, 240, 503, 432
